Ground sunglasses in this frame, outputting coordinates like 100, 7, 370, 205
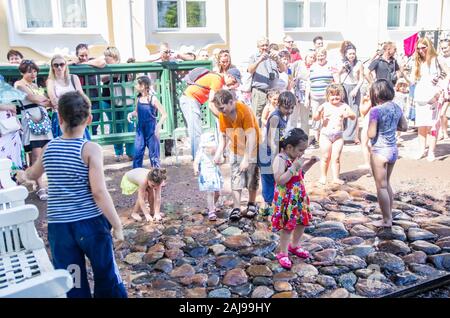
285, 41, 294, 43
162, 50, 171, 54
53, 63, 66, 68
417, 46, 428, 51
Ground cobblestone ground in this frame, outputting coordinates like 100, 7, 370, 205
28, 132, 450, 298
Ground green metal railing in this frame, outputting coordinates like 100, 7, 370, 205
0, 61, 214, 146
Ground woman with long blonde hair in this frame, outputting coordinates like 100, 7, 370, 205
412, 37, 450, 161
47, 54, 88, 139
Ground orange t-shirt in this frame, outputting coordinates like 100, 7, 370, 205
184, 73, 225, 104
219, 101, 261, 158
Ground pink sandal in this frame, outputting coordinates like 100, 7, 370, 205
288, 244, 310, 259
276, 253, 292, 269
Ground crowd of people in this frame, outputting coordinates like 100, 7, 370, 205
1, 34, 449, 297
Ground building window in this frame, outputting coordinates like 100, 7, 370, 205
387, 0, 417, 28
284, 1, 304, 28
284, 0, 326, 29
21, 0, 87, 29
156, 0, 206, 29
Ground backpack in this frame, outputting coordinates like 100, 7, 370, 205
183, 67, 220, 90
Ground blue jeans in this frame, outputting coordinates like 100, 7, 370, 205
180, 95, 202, 159
90, 102, 100, 136
48, 215, 127, 298
258, 144, 275, 205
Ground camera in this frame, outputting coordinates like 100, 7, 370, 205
269, 72, 276, 81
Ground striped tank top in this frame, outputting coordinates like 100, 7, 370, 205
309, 62, 334, 100
43, 138, 102, 223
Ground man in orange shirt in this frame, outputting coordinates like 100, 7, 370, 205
180, 68, 241, 159
213, 90, 261, 222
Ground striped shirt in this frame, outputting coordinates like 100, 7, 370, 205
43, 138, 102, 223
309, 63, 335, 100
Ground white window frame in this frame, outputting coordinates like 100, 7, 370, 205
153, 0, 208, 32
283, 0, 327, 31
12, 0, 94, 34
387, 0, 418, 29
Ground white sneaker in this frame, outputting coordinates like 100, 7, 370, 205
426, 153, 436, 162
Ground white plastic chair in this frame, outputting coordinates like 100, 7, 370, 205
0, 186, 28, 211
0, 204, 73, 298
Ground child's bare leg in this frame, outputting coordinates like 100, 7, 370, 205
360, 130, 371, 168
370, 154, 393, 227
319, 134, 332, 184
214, 191, 220, 207
291, 225, 306, 247
147, 188, 158, 221
207, 192, 217, 220
131, 201, 142, 221
331, 137, 345, 184
279, 230, 291, 255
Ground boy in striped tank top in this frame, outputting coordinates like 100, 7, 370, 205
17, 91, 127, 298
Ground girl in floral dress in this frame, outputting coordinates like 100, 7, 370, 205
271, 128, 320, 269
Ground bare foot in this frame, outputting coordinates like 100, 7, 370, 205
144, 213, 154, 222
130, 212, 142, 222
332, 179, 345, 185
318, 177, 327, 185
371, 219, 392, 228
153, 214, 162, 222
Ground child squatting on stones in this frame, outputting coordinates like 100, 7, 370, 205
121, 167, 167, 223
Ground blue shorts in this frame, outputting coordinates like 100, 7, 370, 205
48, 215, 127, 298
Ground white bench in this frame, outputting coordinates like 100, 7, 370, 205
0, 159, 17, 190
0, 187, 73, 298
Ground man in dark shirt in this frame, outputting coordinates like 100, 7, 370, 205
368, 42, 407, 87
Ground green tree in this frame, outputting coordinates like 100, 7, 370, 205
186, 1, 205, 27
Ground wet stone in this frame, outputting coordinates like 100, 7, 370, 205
180, 274, 208, 287
246, 265, 273, 277
408, 264, 442, 277
301, 242, 323, 254
210, 244, 226, 256
313, 249, 337, 264
378, 240, 411, 256
319, 266, 351, 276
428, 253, 450, 271
154, 259, 173, 273
251, 230, 274, 243
392, 220, 419, 231
436, 237, 450, 252
394, 271, 420, 286
185, 288, 207, 298
207, 274, 220, 287
407, 228, 438, 242
410, 240, 442, 255
273, 271, 297, 282
338, 272, 357, 293
221, 226, 243, 237
224, 234, 253, 249
334, 255, 367, 270
274, 281, 293, 292
350, 225, 376, 239
423, 225, 450, 238
272, 291, 298, 298
297, 283, 325, 298
376, 226, 407, 241
321, 288, 350, 298
188, 247, 209, 258
292, 263, 319, 277
208, 288, 231, 298
170, 264, 195, 278
125, 253, 145, 265
250, 256, 271, 265
223, 268, 248, 286
402, 251, 427, 264
163, 226, 179, 236
251, 286, 274, 298
340, 237, 365, 246
355, 279, 395, 297
316, 275, 337, 289
152, 279, 179, 290
252, 276, 273, 286
165, 248, 184, 260
312, 222, 349, 239
216, 255, 240, 269
367, 252, 405, 274
308, 237, 336, 249
239, 242, 277, 256
231, 283, 253, 297
325, 212, 346, 222
343, 245, 375, 259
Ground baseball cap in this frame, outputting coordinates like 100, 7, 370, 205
227, 67, 242, 84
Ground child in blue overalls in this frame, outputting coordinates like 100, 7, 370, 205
128, 76, 167, 168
